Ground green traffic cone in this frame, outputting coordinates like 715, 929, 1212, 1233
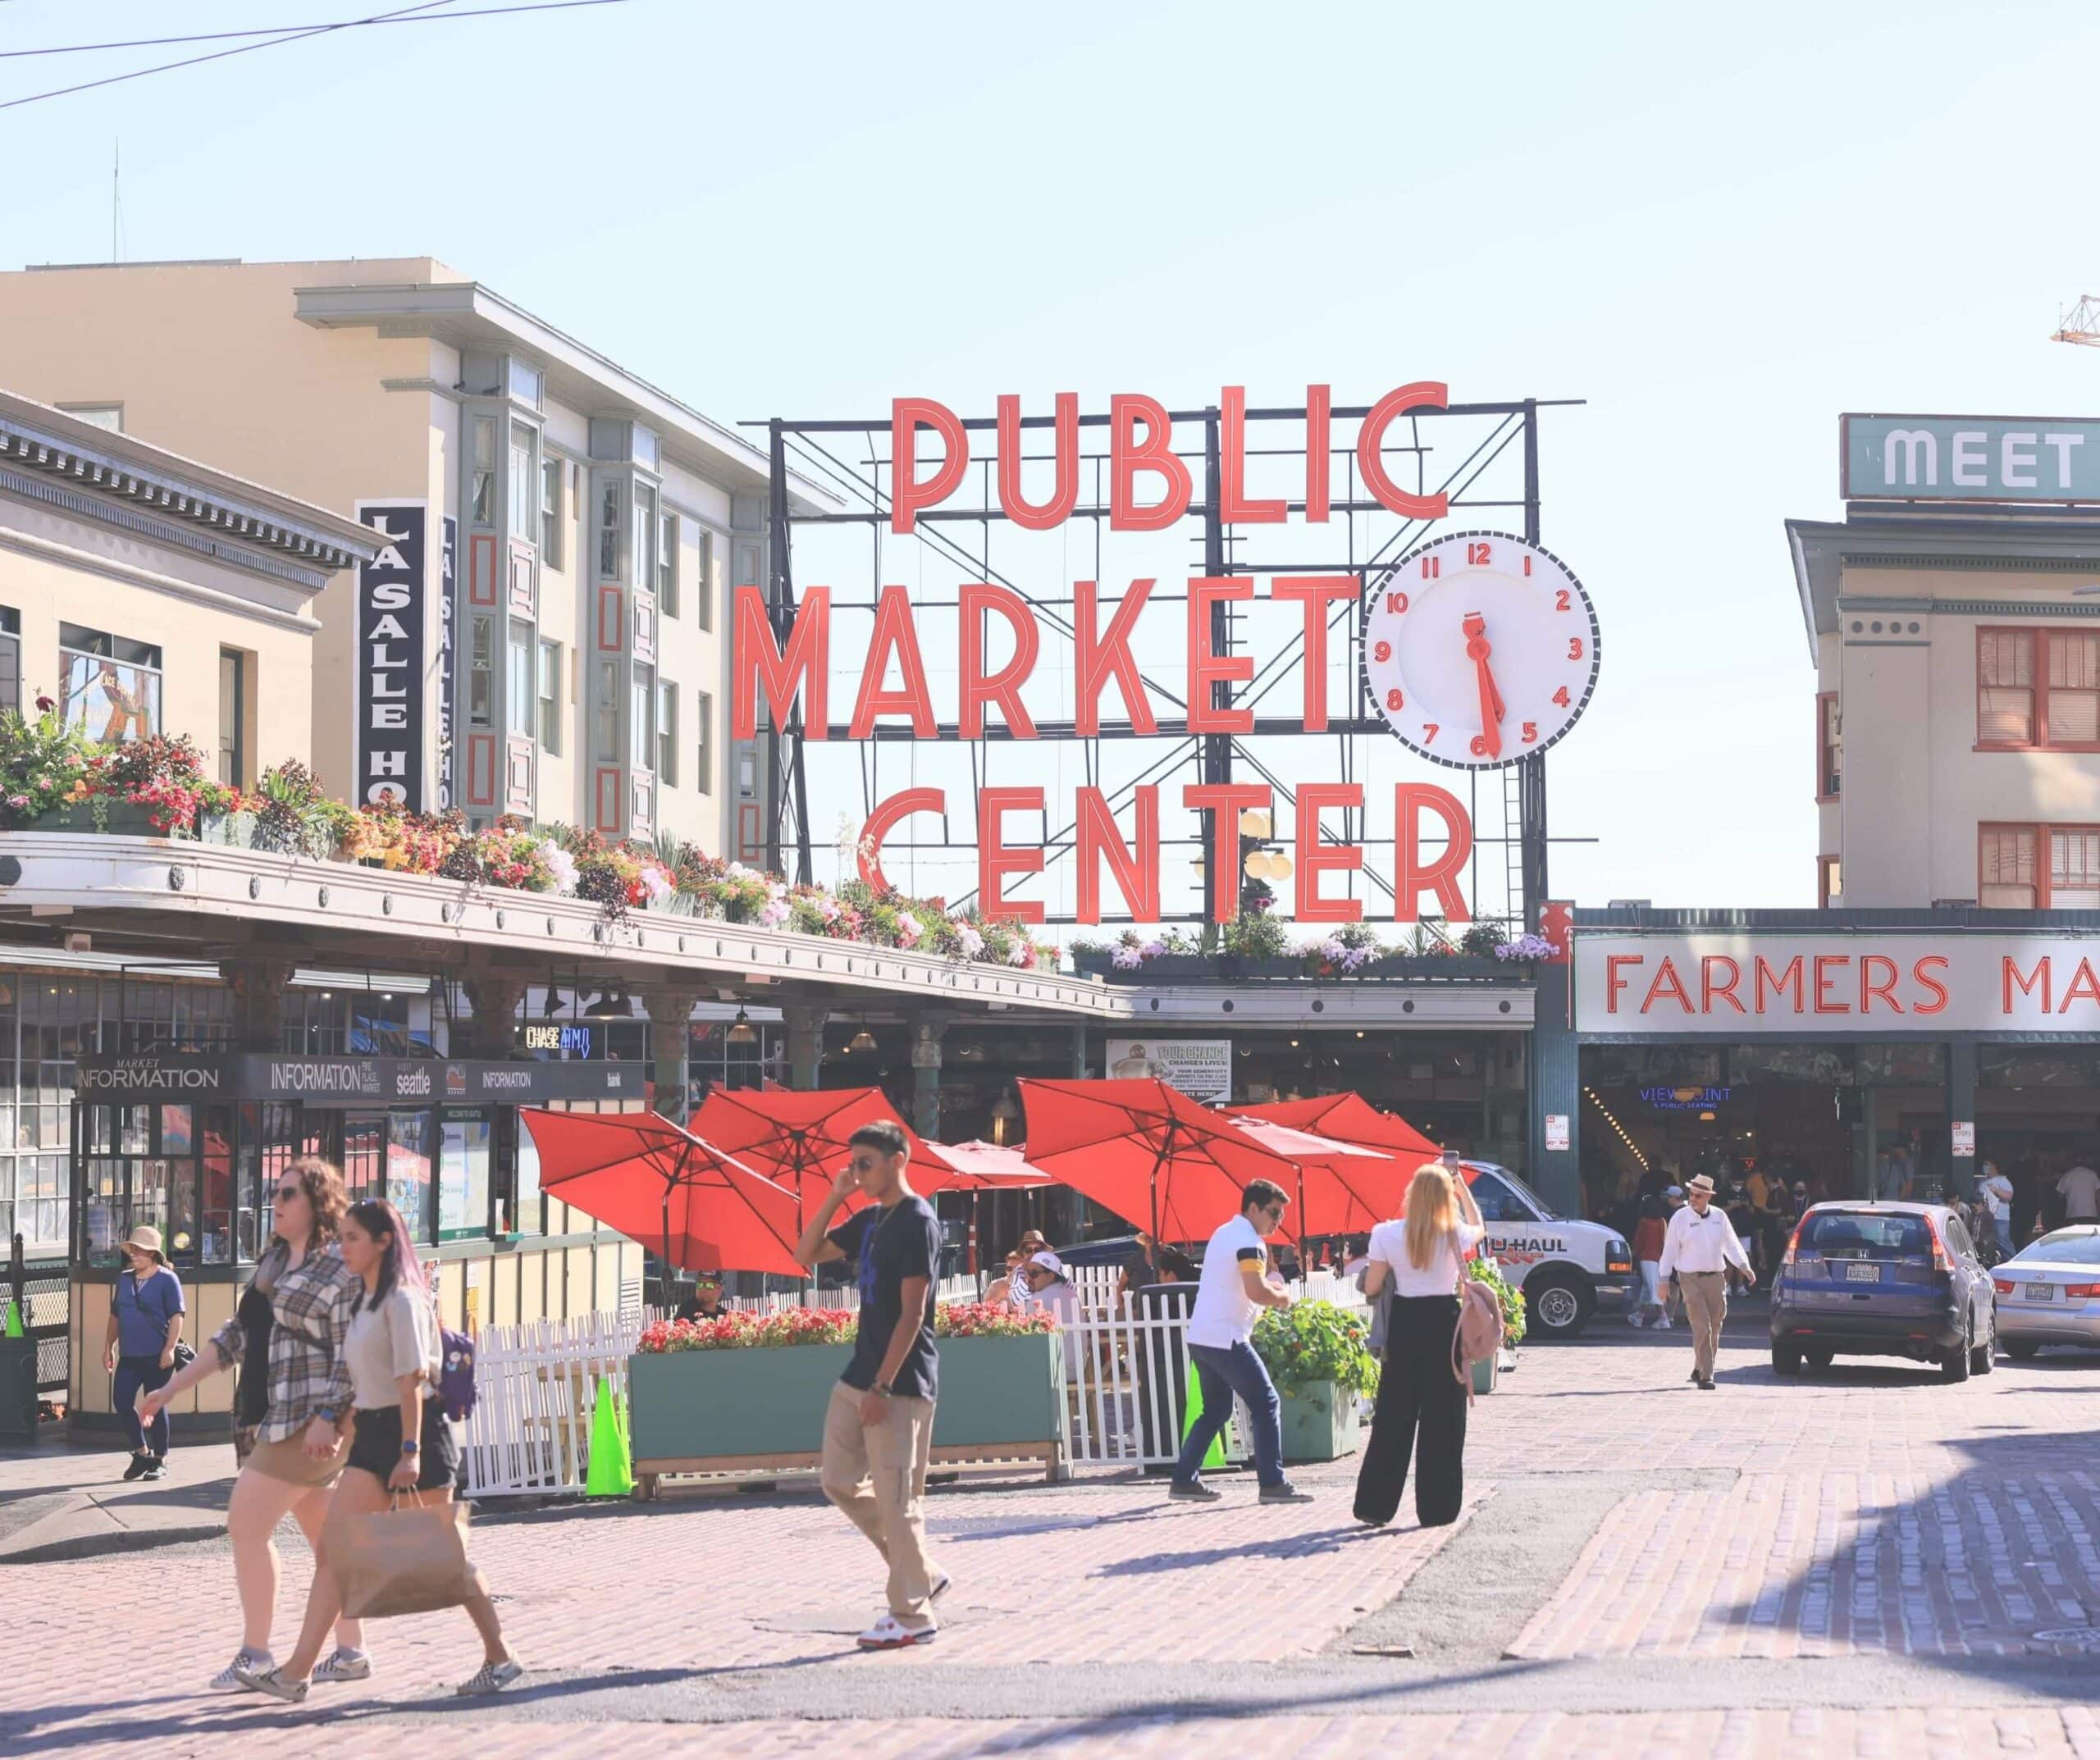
1180, 1361, 1227, 1470
2, 1299, 21, 1339
584, 1373, 632, 1498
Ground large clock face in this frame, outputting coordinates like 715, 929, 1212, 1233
1362, 529, 1600, 769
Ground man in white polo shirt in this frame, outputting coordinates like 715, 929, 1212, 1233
1656, 1173, 1754, 1390
1168, 1179, 1313, 1505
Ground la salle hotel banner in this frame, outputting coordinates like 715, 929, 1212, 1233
1577, 934, 2100, 1036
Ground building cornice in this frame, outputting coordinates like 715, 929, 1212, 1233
0, 519, 326, 631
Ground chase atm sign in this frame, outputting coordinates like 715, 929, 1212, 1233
1843, 413, 2100, 505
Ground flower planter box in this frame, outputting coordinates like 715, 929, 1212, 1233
1276, 1379, 1362, 1463
628, 1332, 1071, 1496
31, 801, 167, 837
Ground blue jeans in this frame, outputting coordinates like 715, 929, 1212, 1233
1173, 1339, 1284, 1489
113, 1354, 172, 1457
1993, 1215, 2014, 1257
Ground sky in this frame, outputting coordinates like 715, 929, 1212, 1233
7, 0, 2100, 915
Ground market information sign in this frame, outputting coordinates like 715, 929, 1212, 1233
354, 500, 428, 809
1577, 933, 2100, 1034
1106, 1037, 1231, 1104
75, 1055, 632, 1106
1842, 414, 2100, 505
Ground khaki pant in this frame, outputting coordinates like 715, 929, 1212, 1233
1680, 1270, 1728, 1381
819, 1379, 939, 1625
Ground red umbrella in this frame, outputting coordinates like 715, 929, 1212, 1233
690, 1086, 971, 1222
1228, 1092, 1441, 1160
1017, 1078, 1298, 1247
928, 1138, 1052, 1188
519, 1107, 806, 1278
1229, 1117, 1418, 1237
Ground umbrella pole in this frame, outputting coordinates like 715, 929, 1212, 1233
1148, 1124, 1173, 1248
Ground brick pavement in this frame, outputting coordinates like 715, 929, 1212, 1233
8, 1315, 2100, 1757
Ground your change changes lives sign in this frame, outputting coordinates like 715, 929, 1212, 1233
1106, 1037, 1232, 1103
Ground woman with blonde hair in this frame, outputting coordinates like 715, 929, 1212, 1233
139, 1156, 369, 1690
1353, 1161, 1484, 1528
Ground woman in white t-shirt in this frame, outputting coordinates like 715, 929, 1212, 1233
1353, 1164, 1484, 1530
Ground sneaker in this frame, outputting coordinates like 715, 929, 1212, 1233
929, 1572, 952, 1604
1688, 1368, 1701, 1384
1699, 1377, 1716, 1390
1259, 1480, 1316, 1505
236, 1664, 307, 1704
857, 1616, 937, 1651
121, 1452, 153, 1481
1168, 1479, 1223, 1502
313, 1647, 371, 1684
208, 1650, 274, 1693
455, 1658, 524, 1696
1656, 1319, 1673, 1330
140, 1458, 167, 1481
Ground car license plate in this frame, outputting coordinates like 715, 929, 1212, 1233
1844, 1263, 1879, 1283
2025, 1284, 2058, 1302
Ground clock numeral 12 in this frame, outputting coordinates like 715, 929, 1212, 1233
1466, 541, 1492, 566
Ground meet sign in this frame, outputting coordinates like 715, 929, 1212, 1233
1842, 413, 2100, 505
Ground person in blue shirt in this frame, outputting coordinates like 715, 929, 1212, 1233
103, 1225, 185, 1480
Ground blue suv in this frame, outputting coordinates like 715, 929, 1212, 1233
1769, 1201, 1997, 1382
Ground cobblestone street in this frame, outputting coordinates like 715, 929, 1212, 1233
9, 1310, 2100, 1758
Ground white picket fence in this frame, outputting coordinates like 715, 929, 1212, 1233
459, 1266, 1373, 1495
723, 1271, 984, 1315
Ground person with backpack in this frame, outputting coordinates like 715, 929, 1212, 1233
1353, 1163, 1486, 1530
240, 1198, 521, 1702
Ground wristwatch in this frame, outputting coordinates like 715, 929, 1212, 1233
399, 1439, 420, 1456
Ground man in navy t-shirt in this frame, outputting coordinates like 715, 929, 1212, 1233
795, 1119, 948, 1650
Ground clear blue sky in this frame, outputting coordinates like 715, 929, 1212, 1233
8, 0, 2099, 911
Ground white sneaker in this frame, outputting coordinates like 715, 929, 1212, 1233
1626, 1314, 1645, 1327
208, 1649, 274, 1693
857, 1614, 938, 1650
313, 1646, 372, 1683
1656, 1318, 1673, 1330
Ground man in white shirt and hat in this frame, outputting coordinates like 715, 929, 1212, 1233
1655, 1174, 1754, 1389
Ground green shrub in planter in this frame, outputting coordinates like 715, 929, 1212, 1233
1252, 1301, 1377, 1464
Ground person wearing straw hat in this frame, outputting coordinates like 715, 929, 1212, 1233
1655, 1174, 1754, 1389
103, 1225, 185, 1481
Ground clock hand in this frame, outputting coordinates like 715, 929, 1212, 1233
1463, 613, 1504, 756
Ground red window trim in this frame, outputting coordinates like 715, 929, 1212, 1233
1975, 625, 2100, 753
1815, 691, 1839, 803
1977, 820, 2100, 906
1816, 854, 1840, 909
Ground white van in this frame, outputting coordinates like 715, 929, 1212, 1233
1459, 1160, 1635, 1339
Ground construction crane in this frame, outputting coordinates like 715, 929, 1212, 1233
2053, 296, 2100, 345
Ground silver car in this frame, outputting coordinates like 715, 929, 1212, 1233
1993, 1226, 2100, 1357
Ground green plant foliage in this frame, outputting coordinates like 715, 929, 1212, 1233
1252, 1298, 1381, 1396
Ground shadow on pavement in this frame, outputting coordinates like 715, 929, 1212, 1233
1093, 1525, 1386, 1575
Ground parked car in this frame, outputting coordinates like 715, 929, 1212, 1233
1459, 1160, 1635, 1340
1769, 1201, 1996, 1381
1991, 1225, 2100, 1359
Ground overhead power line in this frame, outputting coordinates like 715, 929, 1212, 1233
0, 0, 628, 112
2, 0, 626, 61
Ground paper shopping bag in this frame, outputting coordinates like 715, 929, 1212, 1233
337, 1493, 474, 1619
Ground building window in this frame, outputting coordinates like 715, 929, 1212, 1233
537, 638, 562, 753
636, 486, 658, 598
597, 478, 622, 579
0, 606, 20, 718
1815, 691, 1840, 800
1979, 823, 2100, 906
595, 660, 619, 761
659, 511, 679, 617
59, 625, 161, 742
468, 618, 494, 727
507, 622, 534, 737
696, 688, 713, 796
632, 663, 655, 773
541, 457, 564, 569
1979, 626, 2100, 749
217, 650, 246, 787
657, 679, 678, 785
471, 416, 497, 527
56, 402, 122, 431
695, 529, 714, 632
1817, 855, 1841, 908
508, 424, 536, 543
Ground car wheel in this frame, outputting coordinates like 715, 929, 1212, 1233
1942, 1315, 1973, 1383
2004, 1339, 2040, 1361
1523, 1270, 1593, 1340
1805, 1347, 1833, 1372
1771, 1343, 1802, 1375
1972, 1311, 1995, 1376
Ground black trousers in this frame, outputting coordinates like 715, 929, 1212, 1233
1353, 1293, 1468, 1528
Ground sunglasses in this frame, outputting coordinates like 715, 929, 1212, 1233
273, 1185, 304, 1203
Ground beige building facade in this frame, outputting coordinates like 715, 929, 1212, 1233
0, 258, 824, 855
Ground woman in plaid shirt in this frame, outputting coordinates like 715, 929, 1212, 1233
143, 1157, 372, 1693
